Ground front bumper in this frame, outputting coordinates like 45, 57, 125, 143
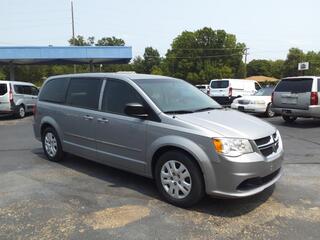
231, 103, 267, 113
206, 149, 284, 198
272, 105, 320, 118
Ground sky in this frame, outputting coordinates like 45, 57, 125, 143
0, 0, 319, 62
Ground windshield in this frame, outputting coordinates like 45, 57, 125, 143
254, 87, 274, 96
134, 78, 222, 113
210, 80, 229, 89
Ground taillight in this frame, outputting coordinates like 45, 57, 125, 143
311, 92, 318, 105
207, 88, 210, 95
228, 87, 232, 97
33, 103, 37, 117
9, 84, 13, 103
271, 92, 274, 103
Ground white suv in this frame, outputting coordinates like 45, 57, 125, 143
0, 80, 39, 118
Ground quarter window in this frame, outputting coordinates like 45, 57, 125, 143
66, 78, 102, 110
0, 84, 7, 95
102, 80, 143, 115
255, 82, 261, 90
39, 78, 70, 103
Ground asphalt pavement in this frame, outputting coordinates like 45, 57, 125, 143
0, 115, 319, 240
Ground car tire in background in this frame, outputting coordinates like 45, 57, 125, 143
155, 150, 205, 208
265, 103, 275, 118
16, 105, 25, 119
282, 115, 297, 123
42, 127, 64, 162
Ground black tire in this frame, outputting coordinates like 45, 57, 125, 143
16, 105, 25, 119
265, 103, 275, 118
282, 115, 297, 123
154, 150, 205, 208
42, 127, 64, 162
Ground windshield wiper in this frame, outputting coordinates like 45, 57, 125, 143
164, 110, 194, 114
193, 107, 222, 112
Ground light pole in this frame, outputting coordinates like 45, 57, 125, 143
71, 0, 76, 73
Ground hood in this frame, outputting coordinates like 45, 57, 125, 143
175, 109, 276, 139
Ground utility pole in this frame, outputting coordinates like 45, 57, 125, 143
244, 48, 249, 78
71, 0, 76, 73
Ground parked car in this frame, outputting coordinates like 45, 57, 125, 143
196, 84, 210, 95
33, 73, 284, 207
209, 79, 262, 106
272, 76, 320, 123
231, 87, 275, 117
0, 80, 39, 118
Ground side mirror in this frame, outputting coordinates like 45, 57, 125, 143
124, 103, 148, 118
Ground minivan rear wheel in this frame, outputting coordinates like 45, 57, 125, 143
42, 127, 64, 162
16, 105, 25, 119
282, 115, 297, 123
155, 150, 204, 208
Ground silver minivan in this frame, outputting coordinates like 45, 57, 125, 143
33, 73, 284, 207
0, 80, 39, 118
272, 76, 320, 122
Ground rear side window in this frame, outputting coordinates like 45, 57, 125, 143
102, 79, 143, 115
318, 79, 320, 91
66, 78, 102, 110
197, 86, 205, 89
275, 78, 313, 93
0, 83, 7, 95
39, 78, 70, 103
14, 85, 24, 94
211, 80, 229, 89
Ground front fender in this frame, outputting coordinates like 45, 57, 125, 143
146, 135, 216, 186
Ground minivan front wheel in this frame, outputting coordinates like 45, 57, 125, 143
155, 150, 204, 208
282, 115, 297, 123
42, 127, 64, 162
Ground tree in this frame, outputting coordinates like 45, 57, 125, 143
68, 35, 95, 46
143, 47, 161, 73
247, 60, 272, 77
96, 37, 125, 46
282, 48, 305, 77
164, 27, 246, 82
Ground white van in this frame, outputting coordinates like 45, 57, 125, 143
209, 79, 261, 106
0, 80, 39, 118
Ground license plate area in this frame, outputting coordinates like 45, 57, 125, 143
238, 106, 245, 111
282, 109, 292, 115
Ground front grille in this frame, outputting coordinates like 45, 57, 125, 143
237, 168, 281, 191
255, 132, 279, 157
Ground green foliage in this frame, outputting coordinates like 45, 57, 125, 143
164, 27, 246, 83
282, 48, 320, 77
0, 70, 6, 80
96, 37, 125, 46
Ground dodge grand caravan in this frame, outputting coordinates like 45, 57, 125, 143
33, 73, 284, 207
272, 76, 320, 123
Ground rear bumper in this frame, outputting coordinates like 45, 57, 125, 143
0, 102, 15, 115
272, 105, 320, 118
231, 103, 267, 113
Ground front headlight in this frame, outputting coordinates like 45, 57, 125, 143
212, 138, 253, 157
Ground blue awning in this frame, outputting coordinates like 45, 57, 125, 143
0, 46, 132, 65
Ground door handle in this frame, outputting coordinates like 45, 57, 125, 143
83, 115, 94, 121
97, 118, 109, 123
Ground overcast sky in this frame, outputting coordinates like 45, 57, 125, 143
0, 0, 319, 61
